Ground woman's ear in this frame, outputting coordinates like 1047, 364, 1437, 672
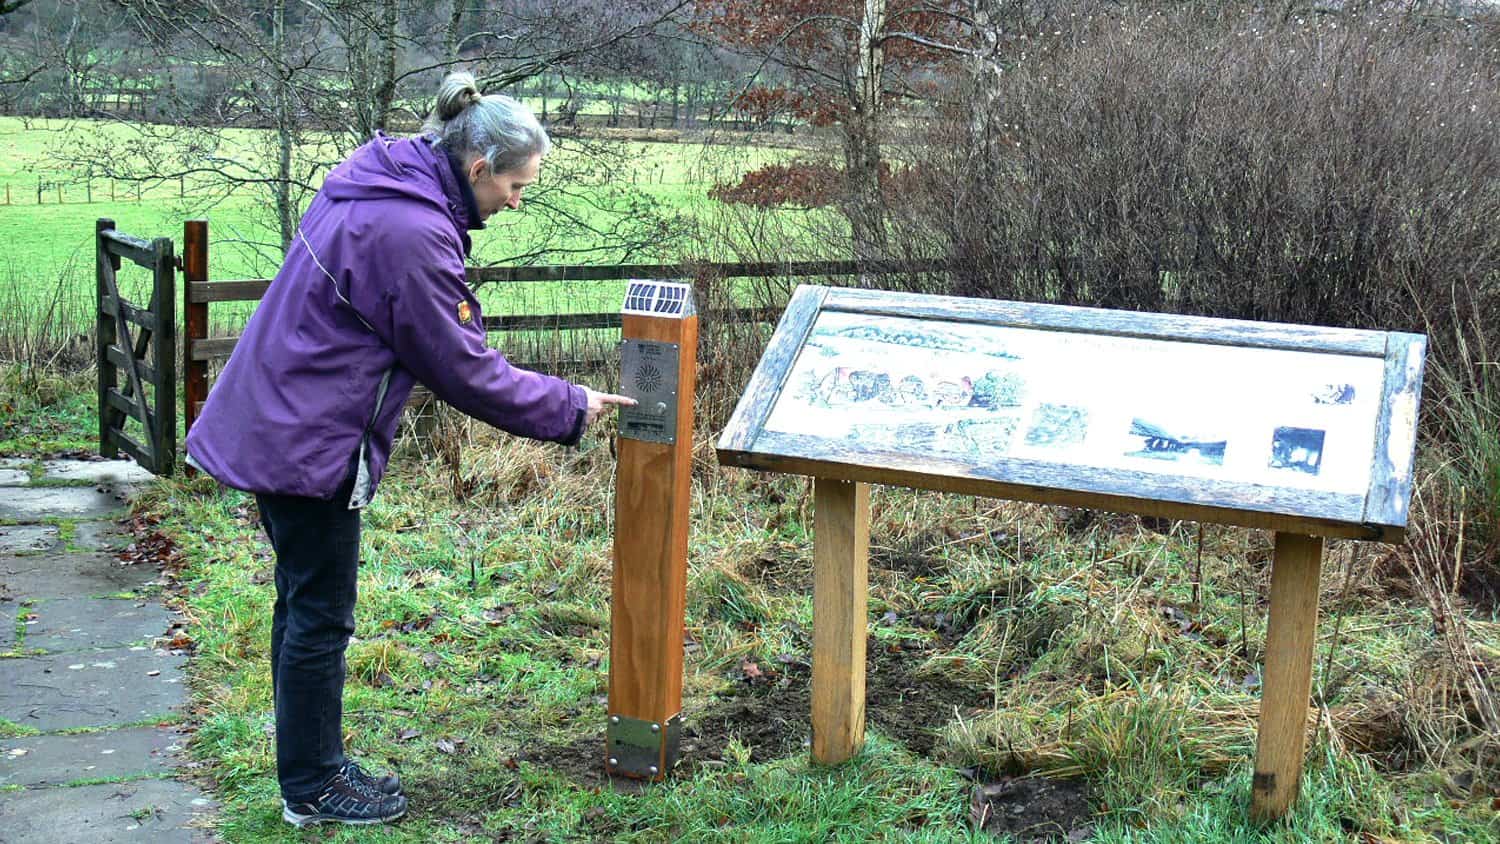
467, 157, 488, 184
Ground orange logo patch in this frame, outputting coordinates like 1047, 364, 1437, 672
457, 301, 473, 325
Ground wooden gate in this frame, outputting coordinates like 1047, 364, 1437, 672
96, 218, 177, 476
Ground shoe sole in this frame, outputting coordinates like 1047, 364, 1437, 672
283, 806, 406, 827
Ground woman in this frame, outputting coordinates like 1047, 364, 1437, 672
185, 72, 634, 828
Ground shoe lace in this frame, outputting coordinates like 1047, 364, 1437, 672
339, 762, 383, 801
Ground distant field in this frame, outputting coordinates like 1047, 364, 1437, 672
0, 116, 814, 332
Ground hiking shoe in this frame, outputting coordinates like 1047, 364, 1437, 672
344, 759, 402, 796
282, 767, 407, 827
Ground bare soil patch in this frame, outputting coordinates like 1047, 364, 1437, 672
969, 775, 1094, 842
524, 636, 991, 785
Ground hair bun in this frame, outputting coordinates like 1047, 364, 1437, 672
434, 71, 483, 122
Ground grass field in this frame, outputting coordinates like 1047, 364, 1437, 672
0, 116, 814, 335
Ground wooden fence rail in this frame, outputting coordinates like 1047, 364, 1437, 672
180, 219, 940, 436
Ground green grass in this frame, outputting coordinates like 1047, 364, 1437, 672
0, 366, 99, 455
12, 381, 1464, 842
0, 116, 811, 334
0, 719, 41, 738
2, 363, 1498, 840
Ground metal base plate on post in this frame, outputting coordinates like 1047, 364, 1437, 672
618, 340, 680, 444
605, 713, 683, 779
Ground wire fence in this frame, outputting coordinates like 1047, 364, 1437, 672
0, 175, 193, 206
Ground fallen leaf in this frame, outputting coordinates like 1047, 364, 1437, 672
740, 659, 764, 682
397, 728, 420, 742
436, 738, 456, 754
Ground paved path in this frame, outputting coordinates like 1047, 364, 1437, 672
0, 459, 215, 843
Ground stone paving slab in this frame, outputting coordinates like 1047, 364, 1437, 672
0, 726, 185, 788
41, 460, 156, 485
0, 778, 214, 843
0, 468, 30, 486
0, 552, 157, 600
72, 521, 131, 553
1, 616, 14, 651
0, 487, 129, 521
0, 459, 33, 470
0, 525, 59, 554
23, 598, 172, 653
0, 647, 187, 731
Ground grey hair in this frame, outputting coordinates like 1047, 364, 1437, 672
424, 71, 551, 174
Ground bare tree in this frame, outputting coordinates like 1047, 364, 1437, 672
63, 0, 698, 266
0, 0, 45, 91
698, 0, 1019, 262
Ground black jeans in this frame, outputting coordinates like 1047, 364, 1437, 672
256, 467, 360, 803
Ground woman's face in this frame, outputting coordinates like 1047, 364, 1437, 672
468, 153, 540, 220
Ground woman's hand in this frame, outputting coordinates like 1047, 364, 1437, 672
582, 387, 637, 428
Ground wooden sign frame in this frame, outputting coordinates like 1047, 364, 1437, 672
719, 286, 1424, 543
716, 285, 1426, 821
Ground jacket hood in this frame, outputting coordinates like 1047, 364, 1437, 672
321, 133, 478, 237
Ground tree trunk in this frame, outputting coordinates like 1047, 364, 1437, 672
273, 0, 295, 252
371, 0, 399, 133
845, 0, 888, 266
444, 0, 464, 60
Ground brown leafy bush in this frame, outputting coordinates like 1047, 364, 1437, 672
711, 159, 930, 209
709, 161, 841, 208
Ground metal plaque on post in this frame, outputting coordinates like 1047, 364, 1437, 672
619, 339, 680, 444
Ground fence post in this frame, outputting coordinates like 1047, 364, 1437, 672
96, 219, 120, 459
152, 236, 177, 476
57, 183, 63, 204
183, 220, 209, 441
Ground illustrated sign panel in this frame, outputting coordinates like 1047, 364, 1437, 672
718, 286, 1426, 542
763, 311, 1384, 494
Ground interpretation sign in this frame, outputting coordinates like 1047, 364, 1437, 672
721, 286, 1425, 541
716, 284, 1425, 820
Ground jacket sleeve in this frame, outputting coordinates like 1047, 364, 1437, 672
354, 233, 587, 445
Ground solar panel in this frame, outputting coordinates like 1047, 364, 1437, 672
622, 280, 694, 317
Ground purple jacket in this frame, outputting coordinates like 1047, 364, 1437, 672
185, 134, 586, 501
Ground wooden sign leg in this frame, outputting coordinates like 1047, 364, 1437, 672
1251, 532, 1324, 821
811, 477, 870, 765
